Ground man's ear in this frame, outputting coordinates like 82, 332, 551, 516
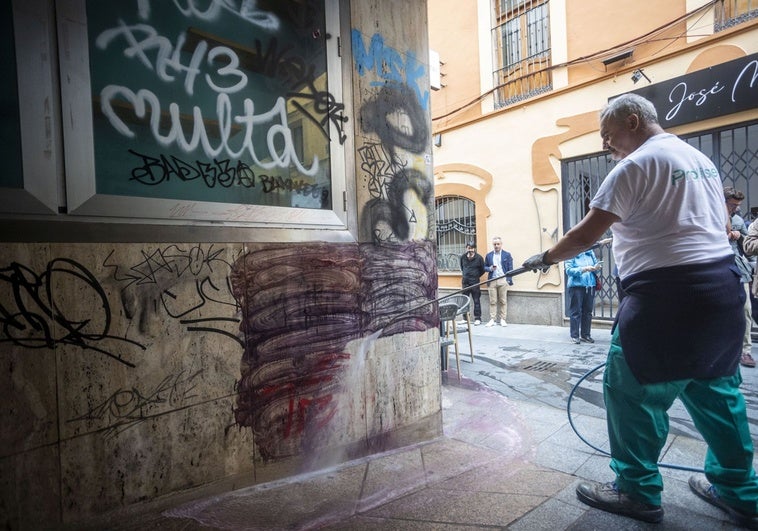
627, 114, 640, 131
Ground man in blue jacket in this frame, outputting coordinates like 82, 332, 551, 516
565, 250, 601, 344
484, 237, 513, 326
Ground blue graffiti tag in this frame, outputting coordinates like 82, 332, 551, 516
351, 29, 429, 110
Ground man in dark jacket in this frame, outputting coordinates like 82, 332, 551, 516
459, 241, 486, 325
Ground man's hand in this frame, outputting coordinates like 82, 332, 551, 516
522, 251, 552, 273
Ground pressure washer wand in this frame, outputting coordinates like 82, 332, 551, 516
435, 237, 612, 307
389, 266, 532, 324
389, 237, 613, 324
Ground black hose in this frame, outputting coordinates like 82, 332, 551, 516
567, 362, 705, 473
566, 362, 609, 456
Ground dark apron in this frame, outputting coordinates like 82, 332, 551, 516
616, 255, 743, 384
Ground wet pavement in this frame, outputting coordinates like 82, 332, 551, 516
464, 322, 758, 442
101, 322, 758, 530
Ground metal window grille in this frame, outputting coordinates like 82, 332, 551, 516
687, 121, 758, 219
715, 0, 758, 31
562, 119, 758, 322
492, 0, 551, 109
502, 18, 521, 66
526, 3, 549, 57
436, 195, 477, 272
562, 153, 617, 320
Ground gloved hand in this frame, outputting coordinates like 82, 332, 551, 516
522, 251, 552, 273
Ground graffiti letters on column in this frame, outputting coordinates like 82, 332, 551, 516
352, 30, 432, 242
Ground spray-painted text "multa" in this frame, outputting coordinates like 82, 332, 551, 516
671, 167, 719, 185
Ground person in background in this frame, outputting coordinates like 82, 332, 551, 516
565, 250, 601, 344
745, 210, 758, 325
724, 186, 755, 368
740, 210, 758, 366
484, 237, 513, 327
523, 93, 758, 527
459, 241, 486, 325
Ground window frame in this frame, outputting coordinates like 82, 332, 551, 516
435, 194, 477, 273
1, 0, 62, 215
491, 0, 551, 108
3, 0, 352, 234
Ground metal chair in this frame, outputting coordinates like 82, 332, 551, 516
439, 302, 461, 381
443, 293, 474, 362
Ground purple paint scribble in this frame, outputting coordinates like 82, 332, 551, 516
230, 241, 436, 461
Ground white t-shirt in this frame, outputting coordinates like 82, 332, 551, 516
492, 251, 503, 277
590, 133, 732, 279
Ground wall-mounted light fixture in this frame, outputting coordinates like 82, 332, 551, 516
631, 69, 651, 84
602, 49, 633, 67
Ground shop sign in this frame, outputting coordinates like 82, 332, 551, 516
630, 52, 757, 128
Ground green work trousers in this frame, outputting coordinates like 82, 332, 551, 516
605, 327, 758, 512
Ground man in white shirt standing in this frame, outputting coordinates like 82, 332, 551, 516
484, 237, 513, 327
523, 93, 758, 527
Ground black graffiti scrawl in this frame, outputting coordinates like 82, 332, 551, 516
352, 29, 433, 243
0, 259, 145, 366
360, 83, 429, 155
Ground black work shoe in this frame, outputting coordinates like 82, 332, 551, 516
576, 480, 664, 523
572, 337, 581, 344
689, 475, 758, 529
580, 336, 595, 343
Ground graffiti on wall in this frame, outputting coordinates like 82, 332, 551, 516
1, 238, 437, 452
1, 245, 243, 436
226, 28, 437, 457
86, 0, 345, 208
230, 241, 436, 461
351, 31, 429, 112
68, 368, 205, 438
4, 15, 437, 486
0, 259, 146, 367
103, 244, 243, 345
352, 30, 433, 243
